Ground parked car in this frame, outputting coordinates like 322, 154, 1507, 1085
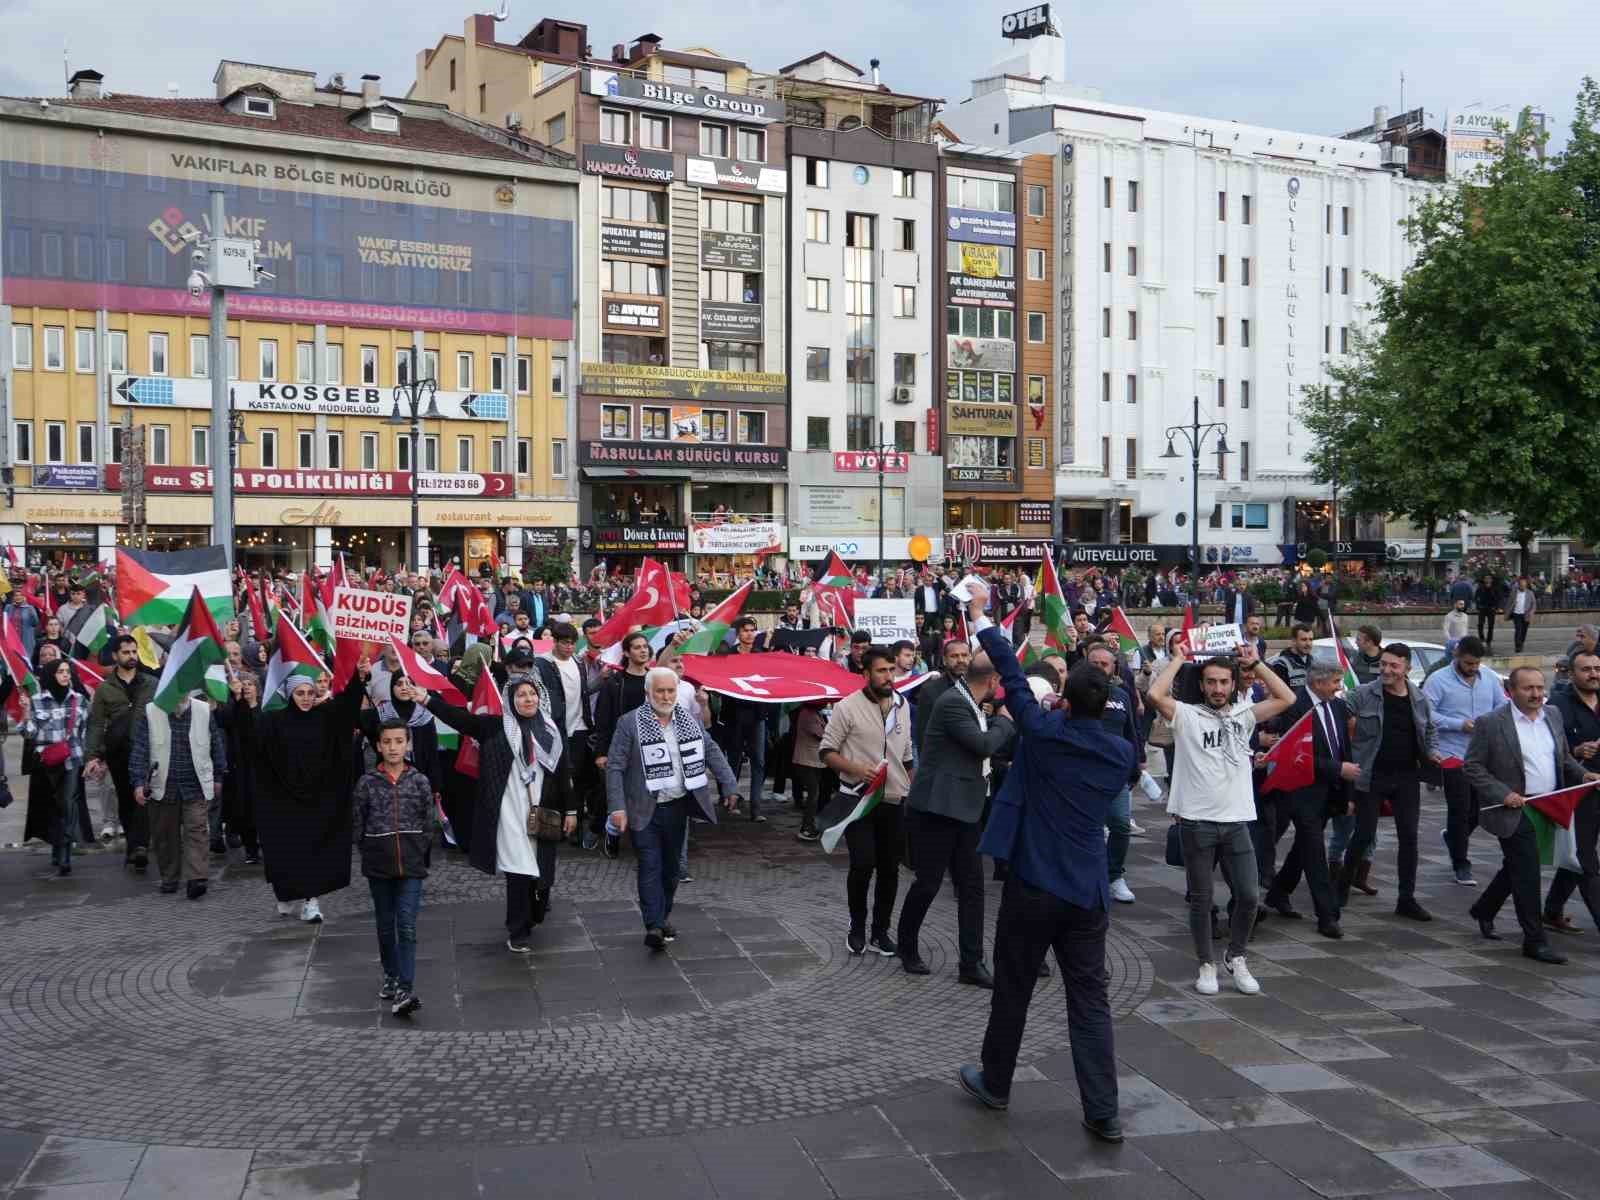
1312, 637, 1448, 688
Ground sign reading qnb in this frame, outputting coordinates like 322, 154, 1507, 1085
1001, 4, 1053, 38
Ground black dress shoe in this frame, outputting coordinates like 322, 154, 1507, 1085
901, 954, 931, 976
1472, 914, 1502, 940
159, 880, 180, 894
1038, 960, 1052, 979
186, 881, 207, 900
1265, 894, 1302, 920
958, 1064, 1008, 1110
1395, 898, 1432, 922
959, 963, 996, 989
1316, 921, 1344, 939
1524, 943, 1568, 965
1082, 1114, 1124, 1143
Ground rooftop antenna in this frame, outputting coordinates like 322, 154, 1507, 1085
486, 0, 509, 20
63, 41, 69, 86
1399, 70, 1404, 113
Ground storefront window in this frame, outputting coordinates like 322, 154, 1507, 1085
945, 500, 1014, 532
235, 527, 313, 574
597, 484, 679, 524
115, 526, 216, 556
691, 482, 773, 521
332, 527, 405, 574
601, 334, 666, 365
28, 525, 99, 569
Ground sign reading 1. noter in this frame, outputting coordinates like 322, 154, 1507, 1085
1001, 3, 1053, 38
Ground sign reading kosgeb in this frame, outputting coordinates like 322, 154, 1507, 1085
854, 599, 917, 646
330, 587, 412, 642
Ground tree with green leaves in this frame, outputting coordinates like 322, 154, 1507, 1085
1303, 81, 1600, 577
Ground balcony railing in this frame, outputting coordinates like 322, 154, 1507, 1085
691, 511, 780, 524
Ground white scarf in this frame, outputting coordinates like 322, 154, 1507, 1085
954, 679, 992, 778
636, 703, 707, 795
500, 674, 563, 785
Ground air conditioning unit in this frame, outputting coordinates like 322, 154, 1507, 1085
1380, 142, 1408, 169
506, 112, 524, 130
891, 386, 913, 404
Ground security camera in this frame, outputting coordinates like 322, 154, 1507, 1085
187, 269, 208, 298
254, 266, 275, 281
180, 228, 202, 245
190, 248, 206, 265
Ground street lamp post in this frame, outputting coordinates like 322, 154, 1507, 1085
385, 347, 439, 575
873, 423, 898, 588
1161, 395, 1231, 581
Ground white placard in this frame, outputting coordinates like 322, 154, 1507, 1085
329, 586, 412, 642
854, 599, 917, 646
949, 573, 988, 604
1186, 623, 1244, 657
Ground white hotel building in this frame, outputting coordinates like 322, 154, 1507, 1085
941, 34, 1436, 561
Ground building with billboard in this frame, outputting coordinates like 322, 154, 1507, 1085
941, 20, 1436, 558
0, 61, 578, 574
413, 18, 790, 582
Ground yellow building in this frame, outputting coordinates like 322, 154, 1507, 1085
0, 61, 579, 574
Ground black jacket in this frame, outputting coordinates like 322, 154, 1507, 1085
906, 684, 1014, 823
1274, 688, 1354, 816
535, 654, 592, 735
351, 764, 435, 879
424, 696, 575, 877
912, 673, 956, 752
591, 668, 647, 764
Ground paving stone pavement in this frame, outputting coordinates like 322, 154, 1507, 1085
4, 783, 1600, 1197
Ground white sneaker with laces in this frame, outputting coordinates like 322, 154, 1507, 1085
1109, 878, 1136, 904
276, 901, 300, 918
1223, 954, 1261, 995
300, 897, 323, 923
1128, 820, 1146, 836
1195, 963, 1219, 995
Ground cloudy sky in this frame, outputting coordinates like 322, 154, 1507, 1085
1, 0, 1592, 147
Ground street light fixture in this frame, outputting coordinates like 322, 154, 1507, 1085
1161, 394, 1231, 579
386, 346, 439, 575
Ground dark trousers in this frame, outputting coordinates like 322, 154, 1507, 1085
770, 717, 796, 797
109, 751, 148, 857
1180, 820, 1258, 962
717, 716, 767, 816
634, 799, 689, 930
221, 768, 257, 854
845, 800, 903, 936
369, 876, 423, 989
1343, 771, 1420, 900
1442, 767, 1479, 871
1512, 614, 1530, 652
896, 808, 984, 967
504, 839, 560, 938
150, 795, 210, 884
565, 731, 602, 834
1250, 786, 1287, 892
1545, 793, 1600, 924
980, 876, 1117, 1120
1477, 610, 1497, 646
793, 764, 827, 829
1471, 813, 1546, 949
1012, 611, 1032, 648
1269, 790, 1340, 925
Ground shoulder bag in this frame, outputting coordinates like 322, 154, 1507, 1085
525, 770, 565, 843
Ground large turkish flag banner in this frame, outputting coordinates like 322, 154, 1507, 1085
676, 653, 865, 704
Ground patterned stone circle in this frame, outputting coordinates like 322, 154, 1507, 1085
0, 849, 1151, 1151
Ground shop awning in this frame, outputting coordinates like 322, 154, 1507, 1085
689, 469, 788, 484
583, 466, 692, 480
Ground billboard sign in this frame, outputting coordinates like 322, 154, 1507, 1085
947, 402, 1017, 436
1001, 4, 1053, 38
1, 126, 571, 337
946, 208, 1016, 245
579, 441, 786, 470
601, 223, 668, 259
579, 143, 674, 183
603, 299, 665, 331
946, 271, 1015, 305
579, 362, 786, 404
103, 464, 514, 497
110, 375, 508, 422
1444, 108, 1506, 181
947, 336, 1016, 372
701, 230, 762, 270
684, 157, 787, 195
586, 72, 785, 123
700, 301, 763, 341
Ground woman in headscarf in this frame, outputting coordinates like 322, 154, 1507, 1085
17, 659, 88, 876
421, 672, 574, 953
237, 665, 366, 922
438, 642, 495, 852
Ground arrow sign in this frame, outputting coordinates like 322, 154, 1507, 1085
116, 377, 138, 403
113, 377, 176, 407
461, 393, 478, 418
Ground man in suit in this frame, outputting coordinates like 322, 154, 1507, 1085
896, 655, 1015, 984
606, 667, 739, 951
958, 590, 1134, 1142
912, 637, 971, 753
911, 572, 946, 626
1219, 581, 1257, 629
1465, 666, 1600, 963
1262, 663, 1360, 938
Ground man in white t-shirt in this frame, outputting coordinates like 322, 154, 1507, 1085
1148, 637, 1295, 996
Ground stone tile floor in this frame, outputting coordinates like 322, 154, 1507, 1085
4, 782, 1600, 1197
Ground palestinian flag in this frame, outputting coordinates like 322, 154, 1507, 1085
997, 605, 1041, 667
301, 572, 335, 660
151, 588, 229, 713
1035, 555, 1074, 654
73, 657, 107, 695
599, 619, 699, 668
813, 551, 858, 629
263, 614, 330, 710
0, 610, 36, 720
1527, 783, 1598, 866
1326, 614, 1360, 693
1107, 607, 1142, 663
245, 577, 271, 642
68, 602, 119, 656
679, 582, 753, 655
117, 547, 234, 626
819, 760, 889, 854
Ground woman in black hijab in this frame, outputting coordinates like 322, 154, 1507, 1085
18, 659, 88, 876
238, 665, 366, 922
421, 673, 574, 952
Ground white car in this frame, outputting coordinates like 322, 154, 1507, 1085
1311, 637, 1448, 688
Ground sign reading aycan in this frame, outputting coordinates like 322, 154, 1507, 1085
580, 441, 787, 470
579, 362, 785, 404
579, 143, 674, 183
110, 375, 509, 422
586, 72, 785, 122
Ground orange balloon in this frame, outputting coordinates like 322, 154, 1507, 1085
908, 535, 931, 562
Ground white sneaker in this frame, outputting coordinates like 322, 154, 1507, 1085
1109, 878, 1136, 904
1128, 820, 1146, 836
276, 901, 299, 917
1223, 954, 1261, 995
1195, 963, 1219, 995
300, 898, 323, 923
99, 826, 115, 841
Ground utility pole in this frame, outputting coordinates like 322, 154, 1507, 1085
207, 189, 233, 564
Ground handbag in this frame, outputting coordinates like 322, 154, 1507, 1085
524, 774, 565, 843
39, 742, 71, 768
1165, 820, 1185, 867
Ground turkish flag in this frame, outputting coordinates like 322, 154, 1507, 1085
455, 668, 504, 779
388, 636, 468, 705
1260, 709, 1317, 795
676, 652, 870, 704
589, 558, 685, 647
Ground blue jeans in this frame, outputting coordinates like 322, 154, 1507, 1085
635, 800, 689, 929
720, 717, 767, 816
1106, 786, 1132, 883
1327, 813, 1377, 864
368, 877, 423, 989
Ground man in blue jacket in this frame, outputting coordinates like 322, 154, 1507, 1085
1421, 636, 1506, 886
957, 589, 1134, 1144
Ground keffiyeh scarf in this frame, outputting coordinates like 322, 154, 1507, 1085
636, 703, 707, 795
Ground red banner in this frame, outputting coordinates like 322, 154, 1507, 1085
832, 451, 909, 474
103, 465, 513, 498
1260, 709, 1316, 796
